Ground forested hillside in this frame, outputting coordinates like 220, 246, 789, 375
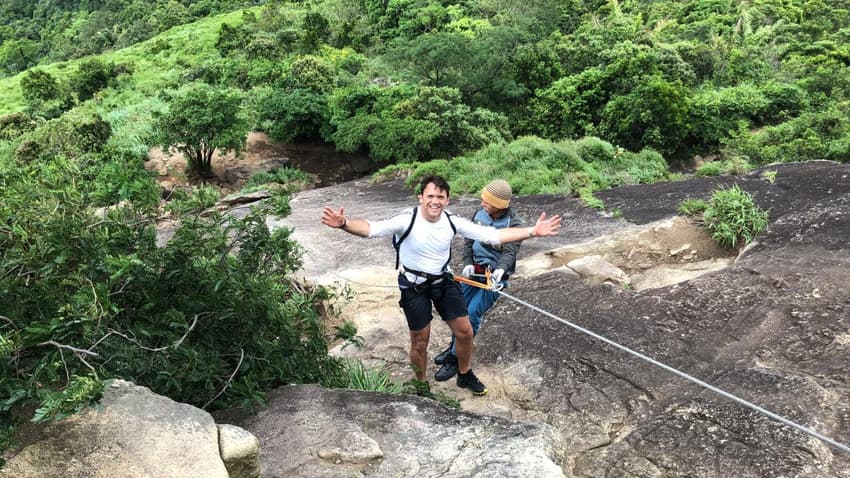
1, 0, 849, 464
0, 0, 264, 73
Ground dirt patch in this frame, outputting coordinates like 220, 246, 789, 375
144, 132, 372, 196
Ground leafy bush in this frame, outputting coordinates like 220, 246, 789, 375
702, 184, 768, 248
1, 147, 343, 435
576, 137, 669, 186
380, 136, 668, 199
677, 197, 708, 216
329, 85, 509, 164
695, 157, 753, 177
289, 55, 336, 92
0, 112, 38, 141
20, 110, 113, 160
724, 104, 850, 164
253, 86, 329, 143
19, 69, 73, 118
598, 75, 691, 156
243, 166, 311, 192
69, 58, 117, 102
695, 161, 725, 177
82, 147, 160, 208
20, 69, 62, 105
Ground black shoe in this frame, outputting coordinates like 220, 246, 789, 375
434, 346, 454, 365
435, 361, 459, 382
457, 369, 488, 396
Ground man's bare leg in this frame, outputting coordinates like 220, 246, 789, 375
409, 325, 431, 380
446, 315, 474, 374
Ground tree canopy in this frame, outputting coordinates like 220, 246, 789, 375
154, 82, 248, 178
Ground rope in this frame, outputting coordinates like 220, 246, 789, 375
324, 271, 396, 289
496, 289, 850, 454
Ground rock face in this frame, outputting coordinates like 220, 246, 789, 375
479, 161, 850, 477
215, 384, 566, 477
271, 161, 850, 477
1, 380, 260, 478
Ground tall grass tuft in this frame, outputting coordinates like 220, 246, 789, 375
703, 184, 768, 248
338, 359, 406, 394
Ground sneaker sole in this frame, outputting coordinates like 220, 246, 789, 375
457, 383, 488, 395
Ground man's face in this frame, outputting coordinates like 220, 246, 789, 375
418, 182, 449, 222
481, 199, 507, 218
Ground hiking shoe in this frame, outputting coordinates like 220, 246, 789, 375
457, 369, 488, 396
434, 346, 455, 365
435, 360, 459, 382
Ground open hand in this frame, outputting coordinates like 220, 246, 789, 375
321, 207, 346, 228
531, 212, 562, 237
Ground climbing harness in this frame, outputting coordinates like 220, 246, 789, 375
392, 206, 457, 269
494, 289, 850, 455
400, 266, 449, 293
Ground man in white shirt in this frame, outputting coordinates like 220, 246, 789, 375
321, 175, 561, 396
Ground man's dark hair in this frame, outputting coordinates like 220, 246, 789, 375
418, 175, 450, 196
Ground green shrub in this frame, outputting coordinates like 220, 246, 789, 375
1, 149, 342, 428
580, 190, 604, 210
20, 69, 62, 104
703, 184, 768, 248
83, 148, 160, 208
165, 185, 220, 214
761, 170, 777, 184
677, 197, 708, 216
243, 166, 311, 193
724, 104, 850, 164
253, 87, 329, 143
695, 161, 725, 176
0, 112, 38, 141
695, 157, 752, 177
69, 58, 117, 102
375, 136, 670, 198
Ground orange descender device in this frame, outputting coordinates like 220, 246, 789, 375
451, 268, 503, 291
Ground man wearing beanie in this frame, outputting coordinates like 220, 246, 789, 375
434, 179, 525, 382
321, 175, 561, 397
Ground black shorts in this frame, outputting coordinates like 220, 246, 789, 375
398, 273, 468, 331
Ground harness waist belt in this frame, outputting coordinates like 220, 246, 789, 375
401, 266, 445, 281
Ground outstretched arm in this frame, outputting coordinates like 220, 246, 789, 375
497, 212, 561, 244
321, 207, 370, 237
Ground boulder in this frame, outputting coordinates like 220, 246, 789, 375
215, 384, 566, 477
1, 380, 260, 478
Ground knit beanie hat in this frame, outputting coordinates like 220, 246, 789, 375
481, 179, 512, 209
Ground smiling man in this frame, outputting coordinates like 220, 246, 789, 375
321, 175, 561, 396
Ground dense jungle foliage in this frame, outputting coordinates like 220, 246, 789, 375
2, 0, 849, 461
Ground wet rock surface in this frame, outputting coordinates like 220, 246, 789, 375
258, 161, 850, 476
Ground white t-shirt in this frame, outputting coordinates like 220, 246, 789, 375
368, 207, 501, 275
